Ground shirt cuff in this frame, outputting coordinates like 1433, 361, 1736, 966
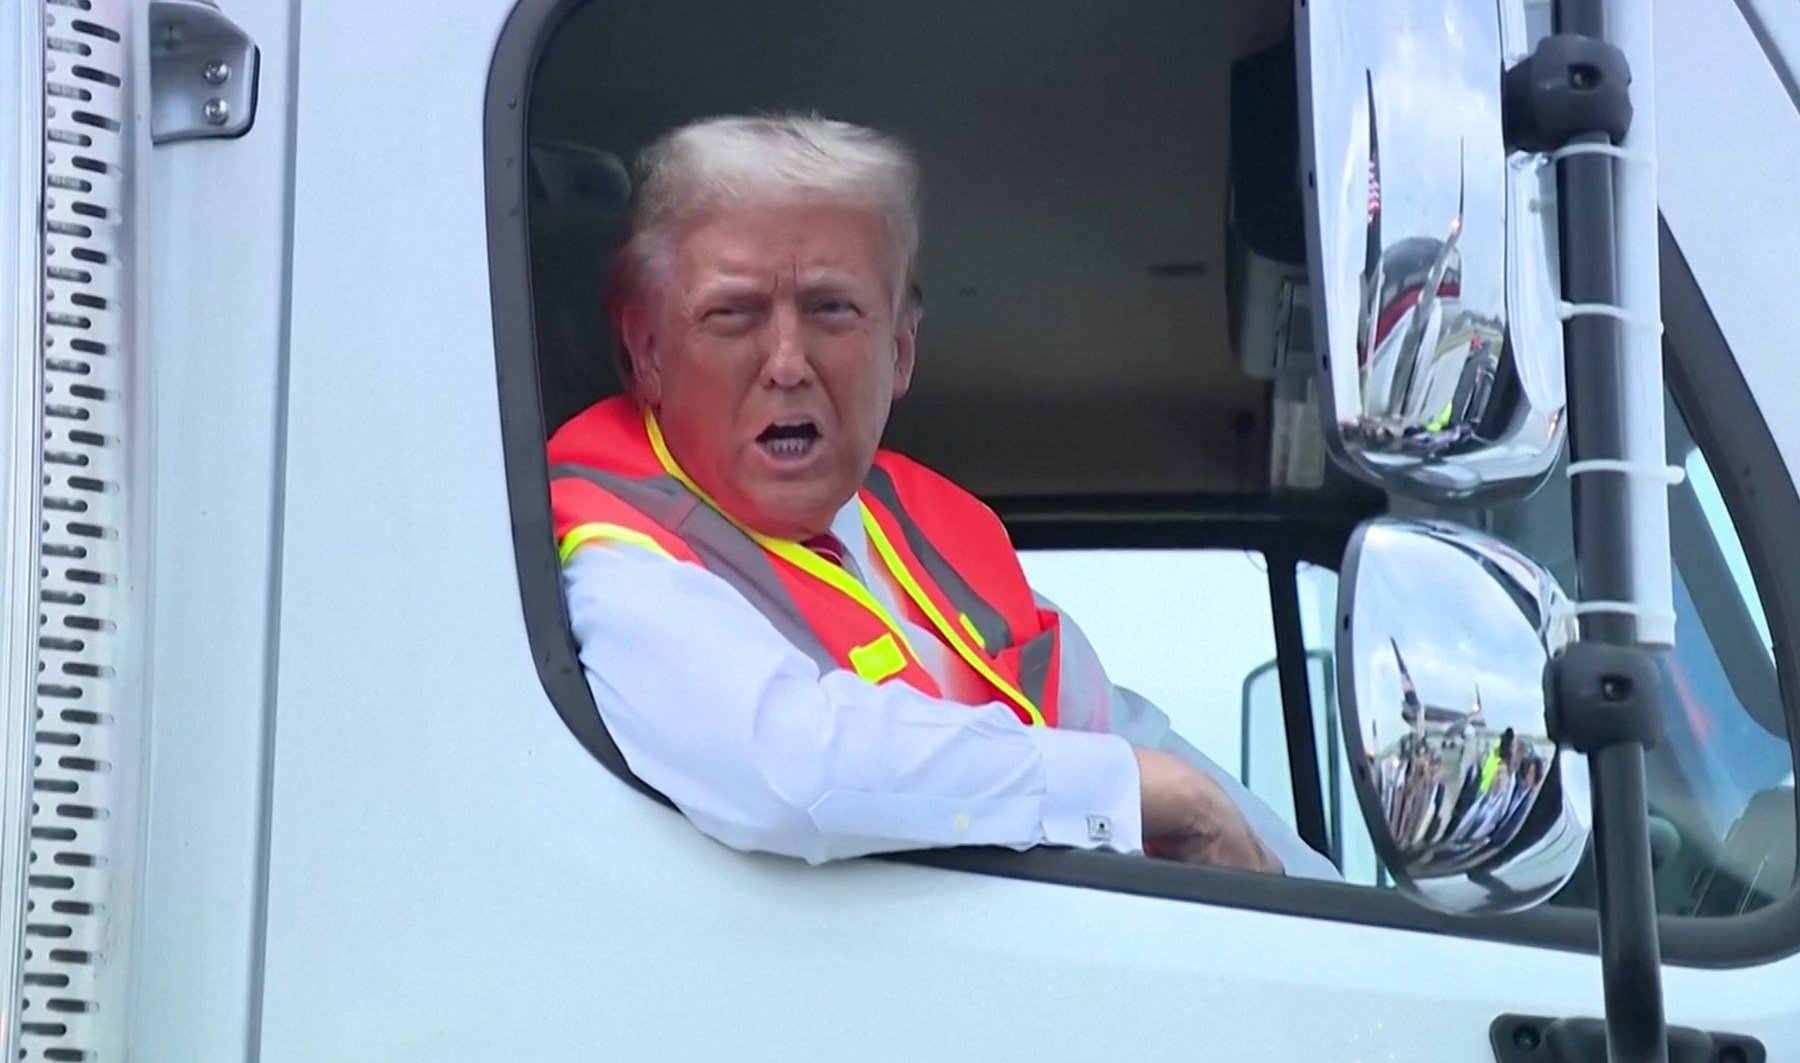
1030, 727, 1144, 855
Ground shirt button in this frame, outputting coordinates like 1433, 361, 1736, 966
1087, 815, 1113, 842
953, 813, 970, 832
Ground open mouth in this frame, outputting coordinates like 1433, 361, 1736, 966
756, 419, 821, 461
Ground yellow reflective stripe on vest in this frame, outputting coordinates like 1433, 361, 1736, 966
641, 410, 925, 670
559, 521, 676, 564
1480, 746, 1502, 793
860, 507, 1047, 729
958, 612, 986, 650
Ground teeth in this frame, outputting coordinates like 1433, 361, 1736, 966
763, 436, 813, 457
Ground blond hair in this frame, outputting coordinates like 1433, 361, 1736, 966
604, 114, 922, 391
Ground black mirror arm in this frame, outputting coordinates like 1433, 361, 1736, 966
1506, 2, 1669, 1060
1542, 643, 1668, 1063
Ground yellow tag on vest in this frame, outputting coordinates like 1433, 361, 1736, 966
849, 633, 907, 683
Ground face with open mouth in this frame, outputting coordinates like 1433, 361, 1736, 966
755, 418, 824, 463
621, 200, 918, 540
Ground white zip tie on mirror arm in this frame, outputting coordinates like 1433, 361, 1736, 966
1548, 142, 1656, 167
1562, 453, 1684, 627
1566, 459, 1687, 486
1572, 600, 1679, 628
1562, 451, 1682, 632
1558, 294, 1675, 633
1558, 301, 1664, 333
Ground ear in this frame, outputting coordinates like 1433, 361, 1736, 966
620, 301, 662, 406
890, 303, 919, 400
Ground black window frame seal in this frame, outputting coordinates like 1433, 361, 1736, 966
1732, 0, 1800, 118
483, 0, 1800, 969
1267, 553, 1331, 857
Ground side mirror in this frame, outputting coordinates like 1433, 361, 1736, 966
1300, 0, 1565, 502
1337, 517, 1591, 914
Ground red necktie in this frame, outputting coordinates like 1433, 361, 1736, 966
802, 533, 847, 568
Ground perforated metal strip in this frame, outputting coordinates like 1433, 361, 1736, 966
24, 1, 131, 1059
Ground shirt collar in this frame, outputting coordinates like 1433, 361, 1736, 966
827, 494, 867, 565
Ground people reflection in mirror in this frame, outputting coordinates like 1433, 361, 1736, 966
1372, 640, 1552, 876
1346, 85, 1504, 459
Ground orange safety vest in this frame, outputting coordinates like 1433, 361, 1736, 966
547, 395, 1062, 728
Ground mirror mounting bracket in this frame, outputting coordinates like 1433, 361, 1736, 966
1545, 642, 1666, 755
1502, 34, 1634, 154
1490, 1014, 1766, 1063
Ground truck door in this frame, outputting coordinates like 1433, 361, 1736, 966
4, 1, 1800, 1060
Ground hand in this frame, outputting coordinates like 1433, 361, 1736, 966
1135, 748, 1283, 875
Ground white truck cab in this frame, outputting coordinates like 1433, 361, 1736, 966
3, 1, 1800, 1060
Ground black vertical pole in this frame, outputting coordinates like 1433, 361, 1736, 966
1553, 0, 1670, 1059
1269, 558, 1331, 860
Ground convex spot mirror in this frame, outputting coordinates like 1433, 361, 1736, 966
1299, 0, 1565, 502
1338, 518, 1592, 915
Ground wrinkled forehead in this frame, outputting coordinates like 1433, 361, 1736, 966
660, 199, 906, 299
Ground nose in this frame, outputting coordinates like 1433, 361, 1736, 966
759, 303, 813, 390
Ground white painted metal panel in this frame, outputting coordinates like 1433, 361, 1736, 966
127, 0, 300, 1057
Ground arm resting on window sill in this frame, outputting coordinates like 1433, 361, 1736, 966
562, 544, 1146, 865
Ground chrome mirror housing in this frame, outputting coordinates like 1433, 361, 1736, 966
1300, 0, 1565, 502
1337, 517, 1591, 914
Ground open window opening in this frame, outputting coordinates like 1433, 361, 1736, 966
524, 0, 1376, 508
489, 0, 1800, 966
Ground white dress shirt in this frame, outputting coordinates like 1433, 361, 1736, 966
563, 496, 1338, 878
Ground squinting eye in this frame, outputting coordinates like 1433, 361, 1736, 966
814, 300, 859, 317
704, 306, 751, 326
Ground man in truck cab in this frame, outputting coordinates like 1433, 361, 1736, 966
547, 113, 1336, 879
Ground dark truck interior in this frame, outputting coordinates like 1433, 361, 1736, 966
515, 0, 1795, 925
